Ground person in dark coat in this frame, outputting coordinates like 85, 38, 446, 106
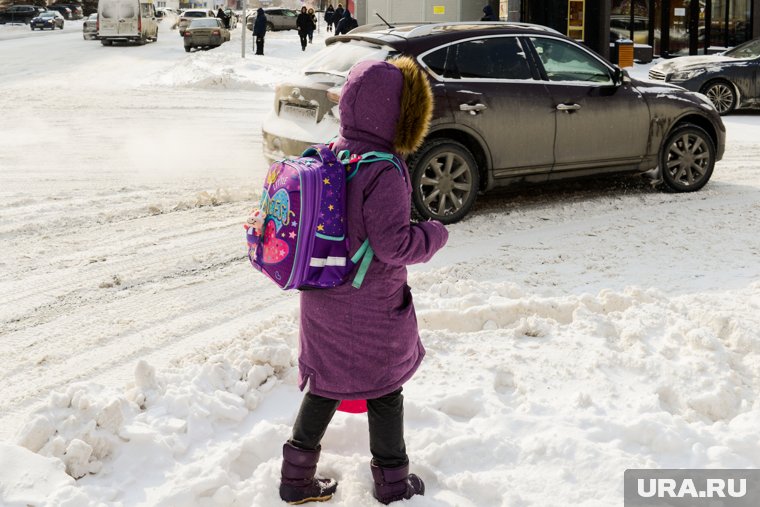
216, 7, 229, 28
296, 6, 314, 51
481, 4, 498, 21
334, 8, 357, 35
324, 4, 335, 32
334, 3, 344, 22
278, 57, 446, 505
307, 7, 317, 43
253, 7, 267, 55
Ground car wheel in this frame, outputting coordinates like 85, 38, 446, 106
266, 22, 274, 31
701, 80, 736, 115
184, 46, 191, 52
408, 139, 480, 224
101, 39, 112, 46
60, 23, 64, 29
659, 124, 716, 193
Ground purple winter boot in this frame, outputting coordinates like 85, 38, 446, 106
279, 442, 338, 504
370, 461, 425, 504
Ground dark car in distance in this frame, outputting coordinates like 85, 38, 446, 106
51, 3, 84, 19
45, 5, 72, 19
31, 10, 65, 29
263, 22, 726, 223
0, 4, 42, 24
649, 37, 760, 115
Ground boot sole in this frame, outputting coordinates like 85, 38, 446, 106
287, 494, 333, 505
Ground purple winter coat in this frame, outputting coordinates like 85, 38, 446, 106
298, 60, 449, 400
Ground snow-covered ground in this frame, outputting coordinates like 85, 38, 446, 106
2, 21, 760, 507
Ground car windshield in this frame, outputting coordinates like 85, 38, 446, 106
724, 39, 760, 59
303, 40, 393, 78
184, 11, 207, 17
190, 18, 218, 27
39, 12, 55, 17
88, 13, 97, 19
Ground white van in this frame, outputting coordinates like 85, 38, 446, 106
97, 0, 159, 45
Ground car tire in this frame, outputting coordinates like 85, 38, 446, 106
407, 139, 480, 224
60, 23, 64, 29
701, 80, 737, 115
266, 22, 274, 31
184, 46, 191, 52
101, 39, 112, 46
659, 123, 716, 193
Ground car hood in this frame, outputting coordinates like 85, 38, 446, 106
651, 55, 736, 73
632, 76, 718, 112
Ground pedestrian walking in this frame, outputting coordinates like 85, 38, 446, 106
334, 2, 344, 21
307, 8, 317, 43
296, 6, 314, 51
334, 8, 357, 35
277, 56, 446, 505
216, 7, 229, 28
481, 4, 498, 21
324, 3, 335, 32
253, 7, 267, 55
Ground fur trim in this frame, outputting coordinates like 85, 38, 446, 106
390, 56, 433, 155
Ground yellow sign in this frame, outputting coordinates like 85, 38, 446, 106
433, 5, 445, 14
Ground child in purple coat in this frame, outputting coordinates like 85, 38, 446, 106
278, 57, 449, 504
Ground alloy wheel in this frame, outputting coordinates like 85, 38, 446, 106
705, 82, 735, 114
664, 132, 711, 188
419, 151, 474, 218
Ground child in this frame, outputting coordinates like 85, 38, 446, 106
278, 57, 448, 504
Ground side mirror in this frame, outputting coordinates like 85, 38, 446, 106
612, 65, 631, 86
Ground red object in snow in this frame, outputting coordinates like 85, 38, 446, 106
337, 399, 367, 413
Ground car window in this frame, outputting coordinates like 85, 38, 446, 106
101, 3, 117, 18
120, 1, 136, 18
284, 10, 296, 17
304, 40, 393, 78
185, 11, 206, 17
530, 37, 612, 84
451, 37, 533, 80
190, 18, 218, 27
140, 4, 150, 16
725, 39, 760, 59
421, 46, 449, 78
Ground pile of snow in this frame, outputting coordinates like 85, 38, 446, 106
4, 279, 760, 506
146, 28, 319, 90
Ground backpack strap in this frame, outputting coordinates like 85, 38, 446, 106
345, 151, 403, 182
350, 239, 374, 289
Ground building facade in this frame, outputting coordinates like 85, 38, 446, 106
516, 0, 759, 59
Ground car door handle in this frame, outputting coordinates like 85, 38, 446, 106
459, 103, 487, 115
556, 103, 582, 112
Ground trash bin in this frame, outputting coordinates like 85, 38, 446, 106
614, 38, 634, 68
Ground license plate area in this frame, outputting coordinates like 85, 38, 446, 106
279, 102, 317, 123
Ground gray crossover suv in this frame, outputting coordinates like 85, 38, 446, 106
263, 22, 726, 223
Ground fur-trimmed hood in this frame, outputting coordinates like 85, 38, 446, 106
338, 57, 432, 155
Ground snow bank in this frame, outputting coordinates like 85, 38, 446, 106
8, 280, 760, 506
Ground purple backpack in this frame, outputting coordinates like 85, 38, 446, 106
246, 144, 401, 290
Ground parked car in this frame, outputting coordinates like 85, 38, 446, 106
262, 22, 726, 223
50, 3, 84, 19
246, 7, 297, 32
82, 12, 98, 39
98, 0, 159, 45
46, 5, 72, 19
183, 17, 229, 52
0, 4, 41, 24
30, 10, 65, 29
178, 8, 214, 35
648, 37, 760, 115
156, 7, 178, 29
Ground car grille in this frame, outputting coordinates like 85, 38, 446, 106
648, 69, 667, 81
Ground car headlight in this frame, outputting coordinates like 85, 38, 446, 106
668, 69, 705, 82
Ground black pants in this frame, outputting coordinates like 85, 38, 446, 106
255, 36, 264, 55
290, 388, 408, 468
298, 31, 307, 50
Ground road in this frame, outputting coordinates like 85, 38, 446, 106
0, 20, 281, 440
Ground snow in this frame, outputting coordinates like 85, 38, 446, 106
2, 20, 760, 507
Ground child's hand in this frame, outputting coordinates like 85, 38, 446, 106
244, 208, 265, 236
